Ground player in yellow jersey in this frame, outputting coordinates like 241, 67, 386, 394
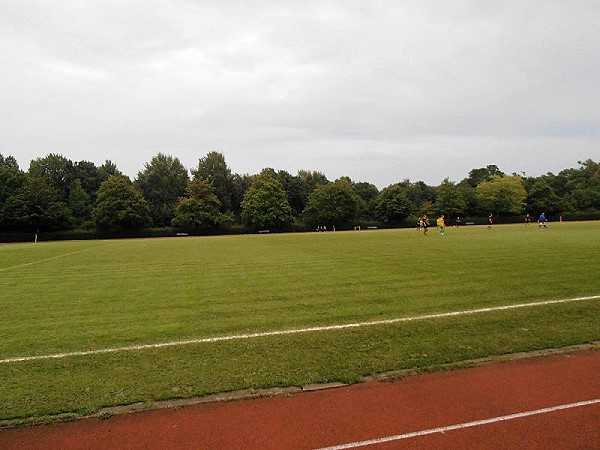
436, 215, 445, 236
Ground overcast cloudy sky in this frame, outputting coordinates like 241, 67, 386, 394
2, 1, 599, 187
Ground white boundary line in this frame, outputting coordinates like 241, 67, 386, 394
0, 245, 111, 273
1, 295, 598, 364
315, 398, 600, 449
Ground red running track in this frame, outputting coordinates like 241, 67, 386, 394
1, 350, 599, 449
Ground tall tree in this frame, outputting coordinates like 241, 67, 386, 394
192, 151, 233, 213
0, 154, 20, 171
374, 185, 412, 224
136, 153, 189, 226
28, 154, 74, 202
241, 174, 293, 231
172, 179, 232, 230
563, 159, 600, 210
98, 160, 122, 181
354, 181, 379, 220
354, 181, 379, 205
465, 165, 504, 188
475, 175, 527, 217
419, 200, 435, 217
296, 170, 329, 196
0, 154, 25, 202
0, 154, 27, 230
277, 170, 309, 216
72, 160, 103, 202
68, 178, 92, 226
3, 176, 71, 232
395, 179, 436, 212
435, 178, 467, 218
93, 176, 151, 230
303, 179, 364, 228
259, 169, 309, 217
230, 173, 253, 218
526, 178, 562, 215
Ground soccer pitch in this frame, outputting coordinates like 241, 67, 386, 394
1, 222, 599, 425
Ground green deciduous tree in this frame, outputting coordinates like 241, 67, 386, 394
393, 179, 436, 212
0, 154, 20, 171
136, 153, 189, 226
526, 178, 562, 215
435, 178, 467, 218
192, 151, 233, 213
276, 170, 309, 216
354, 181, 379, 219
419, 200, 435, 217
465, 165, 504, 187
68, 179, 92, 226
28, 153, 74, 202
297, 170, 329, 196
354, 181, 379, 205
241, 174, 293, 230
0, 154, 26, 230
72, 160, 103, 202
230, 173, 253, 218
303, 178, 365, 228
93, 176, 151, 230
172, 179, 232, 230
3, 176, 71, 232
98, 160, 122, 180
374, 185, 412, 224
456, 179, 478, 215
258, 168, 310, 217
475, 175, 527, 217
563, 159, 600, 210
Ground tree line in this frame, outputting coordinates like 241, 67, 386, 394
1, 151, 599, 236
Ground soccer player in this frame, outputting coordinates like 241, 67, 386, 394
436, 215, 445, 236
524, 213, 531, 225
538, 212, 547, 228
487, 213, 493, 230
422, 215, 430, 236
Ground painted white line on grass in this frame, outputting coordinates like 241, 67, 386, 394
1, 295, 598, 364
315, 398, 600, 450
0, 245, 112, 273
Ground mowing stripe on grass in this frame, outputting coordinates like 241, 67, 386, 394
315, 398, 600, 449
1, 295, 598, 364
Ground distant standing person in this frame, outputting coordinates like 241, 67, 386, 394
538, 212, 548, 228
487, 213, 493, 230
436, 215, 445, 236
455, 216, 461, 228
524, 213, 531, 225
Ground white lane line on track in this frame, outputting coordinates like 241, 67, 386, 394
1, 295, 598, 364
316, 398, 600, 450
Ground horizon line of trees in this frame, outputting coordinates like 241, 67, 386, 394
1, 151, 599, 235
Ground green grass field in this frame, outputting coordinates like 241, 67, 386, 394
1, 222, 599, 425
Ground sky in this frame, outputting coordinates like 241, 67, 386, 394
1, 1, 599, 188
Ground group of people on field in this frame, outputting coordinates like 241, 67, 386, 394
417, 215, 446, 236
525, 213, 549, 228
417, 212, 550, 236
490, 212, 548, 229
